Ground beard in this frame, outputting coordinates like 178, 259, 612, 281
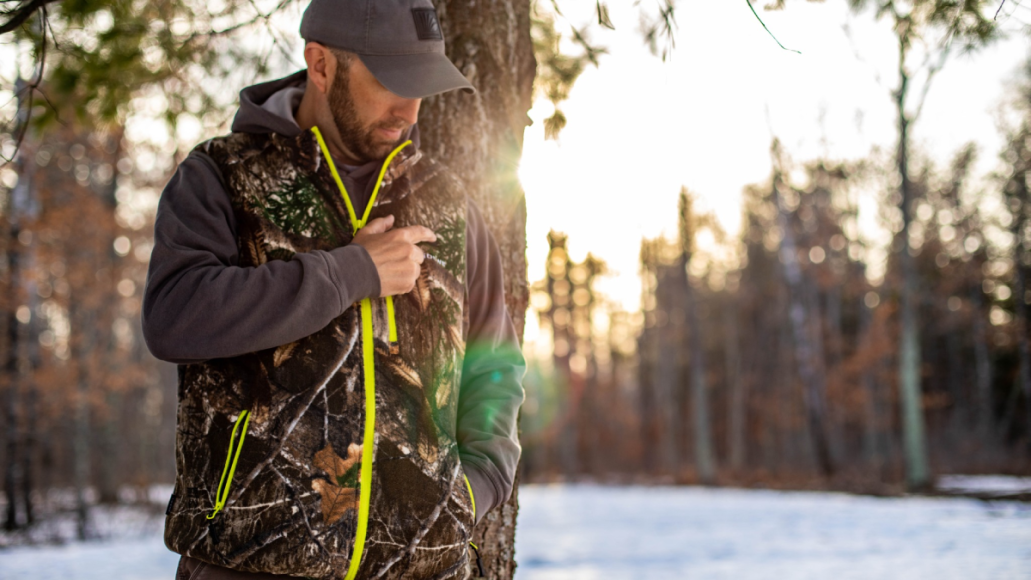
327, 67, 410, 164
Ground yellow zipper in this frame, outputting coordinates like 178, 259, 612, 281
207, 410, 251, 520
463, 473, 476, 520
463, 473, 483, 575
312, 126, 409, 580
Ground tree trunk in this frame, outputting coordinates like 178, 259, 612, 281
1011, 234, 1031, 447
770, 163, 834, 477
894, 48, 930, 490
97, 392, 122, 504
72, 303, 96, 541
656, 307, 680, 475
2, 236, 20, 531
971, 283, 994, 446
3, 77, 34, 531
21, 370, 36, 525
824, 281, 845, 464
724, 299, 745, 471
859, 296, 882, 471
2, 360, 19, 532
421, 1, 534, 577
638, 311, 660, 474
684, 258, 715, 483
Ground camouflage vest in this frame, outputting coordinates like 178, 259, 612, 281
163, 128, 474, 580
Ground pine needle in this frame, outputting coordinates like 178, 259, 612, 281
747, 0, 801, 54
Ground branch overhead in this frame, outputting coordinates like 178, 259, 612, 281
0, 0, 59, 35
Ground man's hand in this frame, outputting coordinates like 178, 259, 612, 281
351, 215, 437, 297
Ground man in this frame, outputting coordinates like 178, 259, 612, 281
141, 0, 525, 578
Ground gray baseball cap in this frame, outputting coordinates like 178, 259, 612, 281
299, 0, 475, 99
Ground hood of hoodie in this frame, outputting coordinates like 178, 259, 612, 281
230, 69, 422, 179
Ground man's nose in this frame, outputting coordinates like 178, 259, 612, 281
393, 97, 421, 126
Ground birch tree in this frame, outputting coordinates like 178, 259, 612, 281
770, 142, 835, 477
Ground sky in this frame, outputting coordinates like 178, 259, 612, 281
517, 0, 1031, 342
2, 0, 1028, 345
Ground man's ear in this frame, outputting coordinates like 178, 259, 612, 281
304, 42, 333, 95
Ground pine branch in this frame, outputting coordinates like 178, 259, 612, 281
747, 0, 800, 54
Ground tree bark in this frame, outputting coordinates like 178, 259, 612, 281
1010, 215, 1031, 447
859, 296, 882, 471
894, 45, 930, 490
3, 77, 34, 531
770, 163, 834, 477
71, 302, 95, 541
421, 1, 534, 577
685, 273, 715, 483
724, 299, 745, 471
2, 244, 20, 530
971, 283, 994, 446
656, 297, 680, 475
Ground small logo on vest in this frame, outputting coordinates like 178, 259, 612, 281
412, 8, 442, 41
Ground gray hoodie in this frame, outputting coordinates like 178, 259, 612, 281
142, 69, 524, 525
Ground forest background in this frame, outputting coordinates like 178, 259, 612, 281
1, 0, 1030, 576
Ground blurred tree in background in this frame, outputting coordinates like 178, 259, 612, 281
0, 0, 304, 541
844, 0, 1001, 490
521, 51, 1031, 490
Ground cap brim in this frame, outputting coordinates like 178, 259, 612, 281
357, 51, 475, 99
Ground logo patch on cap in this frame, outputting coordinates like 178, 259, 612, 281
412, 8, 442, 41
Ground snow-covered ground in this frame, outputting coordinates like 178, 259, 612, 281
937, 475, 1031, 496
1, 484, 1030, 579
514, 485, 1031, 580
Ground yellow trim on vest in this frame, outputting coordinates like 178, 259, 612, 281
311, 126, 410, 580
311, 126, 360, 233
463, 473, 476, 520
363, 140, 412, 227
207, 410, 251, 520
310, 125, 412, 233
385, 295, 398, 345
345, 296, 377, 580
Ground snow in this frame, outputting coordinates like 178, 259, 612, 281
2, 484, 1030, 579
513, 485, 1031, 580
0, 536, 180, 580
936, 475, 1031, 496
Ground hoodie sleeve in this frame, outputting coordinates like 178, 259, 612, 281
457, 198, 527, 525
142, 151, 382, 364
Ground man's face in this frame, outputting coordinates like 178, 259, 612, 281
327, 53, 421, 164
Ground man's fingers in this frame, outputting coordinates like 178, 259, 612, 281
410, 245, 426, 264
396, 225, 437, 244
362, 215, 395, 235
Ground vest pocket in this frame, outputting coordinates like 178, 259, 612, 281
206, 410, 251, 520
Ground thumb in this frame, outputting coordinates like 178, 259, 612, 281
361, 215, 394, 235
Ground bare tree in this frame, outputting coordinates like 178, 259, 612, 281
679, 190, 717, 483
845, 0, 1000, 489
770, 142, 834, 477
724, 294, 746, 471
